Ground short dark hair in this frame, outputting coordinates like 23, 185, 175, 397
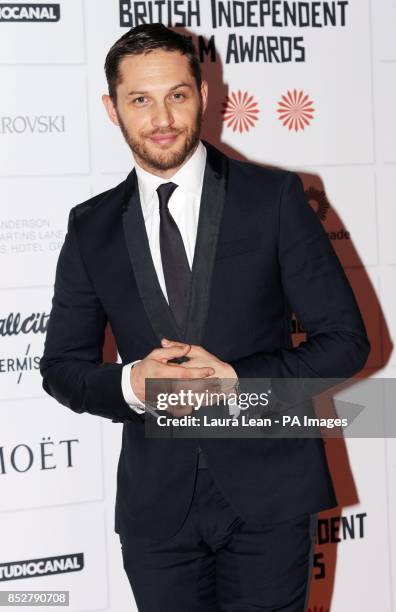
104, 23, 202, 101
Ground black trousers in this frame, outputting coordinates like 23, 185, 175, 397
119, 465, 318, 612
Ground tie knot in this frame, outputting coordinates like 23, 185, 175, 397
157, 182, 178, 210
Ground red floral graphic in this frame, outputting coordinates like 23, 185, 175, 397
221, 90, 260, 133
277, 89, 315, 131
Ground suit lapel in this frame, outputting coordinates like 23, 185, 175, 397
121, 140, 228, 345
184, 140, 228, 344
122, 169, 182, 342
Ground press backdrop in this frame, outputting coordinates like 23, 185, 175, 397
1, 1, 395, 610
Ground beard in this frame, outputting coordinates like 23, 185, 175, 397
116, 101, 203, 172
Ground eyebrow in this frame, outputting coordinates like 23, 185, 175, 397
127, 83, 193, 96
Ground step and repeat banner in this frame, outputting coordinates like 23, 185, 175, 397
1, 1, 395, 610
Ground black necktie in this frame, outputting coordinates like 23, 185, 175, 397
157, 182, 191, 334
157, 182, 208, 468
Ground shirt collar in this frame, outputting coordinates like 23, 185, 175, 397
133, 140, 207, 216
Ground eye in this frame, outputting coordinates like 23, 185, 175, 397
171, 92, 185, 101
133, 96, 148, 105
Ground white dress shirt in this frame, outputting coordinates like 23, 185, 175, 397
121, 140, 207, 413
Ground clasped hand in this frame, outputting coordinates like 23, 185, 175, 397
130, 338, 238, 416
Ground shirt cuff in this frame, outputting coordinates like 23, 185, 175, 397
121, 361, 145, 414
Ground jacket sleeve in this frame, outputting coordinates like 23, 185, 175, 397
40, 208, 141, 423
229, 171, 370, 400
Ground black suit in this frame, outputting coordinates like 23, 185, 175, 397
41, 140, 369, 552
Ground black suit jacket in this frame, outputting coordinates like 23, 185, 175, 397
40, 140, 370, 539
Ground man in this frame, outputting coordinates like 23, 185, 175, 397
40, 23, 370, 612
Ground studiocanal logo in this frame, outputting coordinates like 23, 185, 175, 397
0, 553, 83, 581
0, 3, 60, 22
221, 91, 260, 133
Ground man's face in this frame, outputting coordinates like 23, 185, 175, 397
102, 49, 208, 176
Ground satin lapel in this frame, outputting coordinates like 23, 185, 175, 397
183, 140, 228, 344
121, 169, 182, 342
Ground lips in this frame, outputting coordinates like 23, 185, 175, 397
150, 133, 179, 145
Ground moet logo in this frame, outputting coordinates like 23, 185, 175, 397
0, 3, 60, 22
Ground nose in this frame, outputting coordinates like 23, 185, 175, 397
151, 101, 174, 130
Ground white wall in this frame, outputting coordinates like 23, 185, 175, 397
0, 1, 395, 610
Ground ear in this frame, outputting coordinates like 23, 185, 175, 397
200, 80, 208, 115
102, 93, 120, 127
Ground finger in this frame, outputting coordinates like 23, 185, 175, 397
150, 345, 190, 360
171, 377, 221, 393
161, 338, 202, 355
155, 363, 215, 378
161, 338, 189, 347
167, 405, 193, 418
160, 356, 191, 367
176, 356, 200, 365
181, 344, 202, 357
176, 366, 215, 379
